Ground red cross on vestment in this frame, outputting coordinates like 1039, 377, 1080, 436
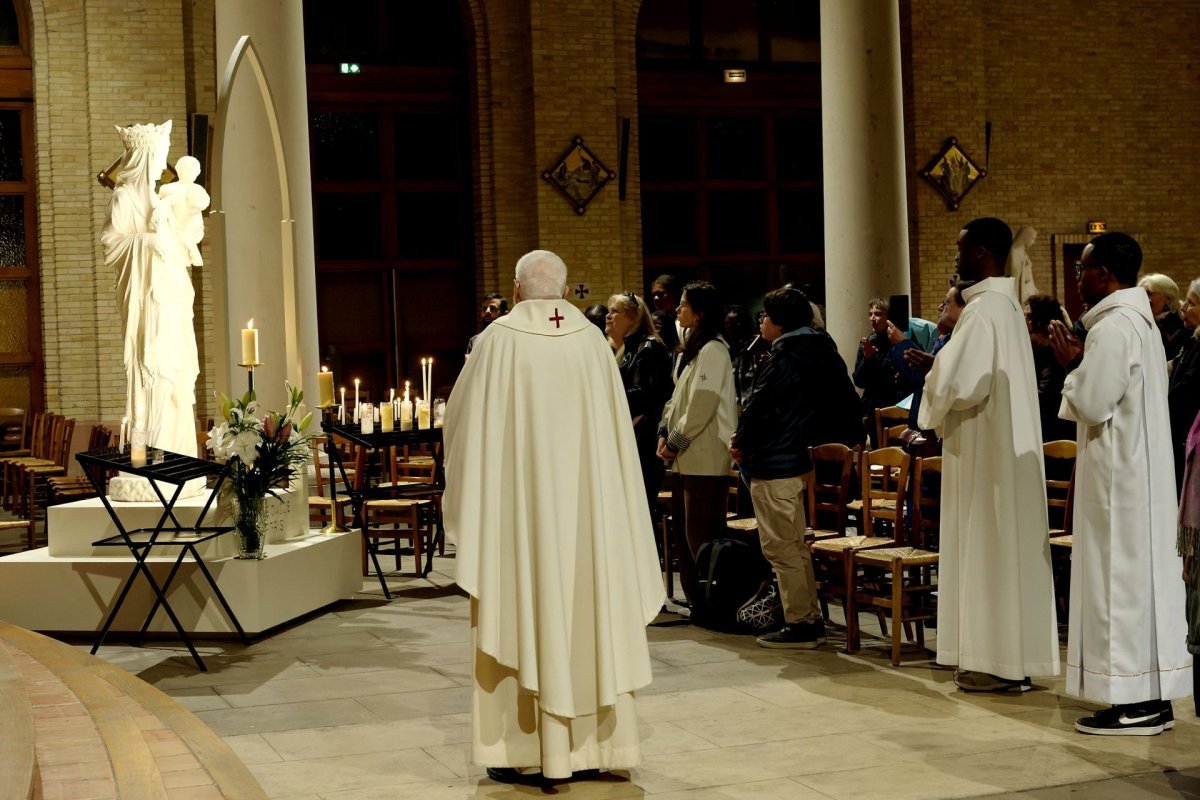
549, 308, 565, 328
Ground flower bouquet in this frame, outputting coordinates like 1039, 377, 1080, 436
206, 383, 317, 559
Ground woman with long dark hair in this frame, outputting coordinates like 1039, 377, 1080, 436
657, 282, 737, 611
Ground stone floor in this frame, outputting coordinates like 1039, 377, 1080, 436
3, 521, 1200, 800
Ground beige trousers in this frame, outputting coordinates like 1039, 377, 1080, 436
750, 474, 821, 624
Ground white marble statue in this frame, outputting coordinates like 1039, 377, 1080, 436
101, 120, 203, 500
157, 155, 210, 267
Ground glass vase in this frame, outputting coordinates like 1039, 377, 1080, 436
234, 494, 267, 560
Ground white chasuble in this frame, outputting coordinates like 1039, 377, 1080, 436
918, 277, 1059, 679
444, 299, 666, 777
1060, 288, 1192, 704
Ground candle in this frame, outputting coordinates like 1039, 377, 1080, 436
318, 367, 335, 406
241, 319, 259, 365
400, 398, 413, 431
389, 387, 395, 404
428, 358, 434, 402
361, 409, 374, 434
340, 387, 346, 424
118, 416, 128, 450
381, 402, 394, 433
417, 399, 431, 430
353, 379, 360, 423
130, 425, 147, 467
404, 381, 410, 402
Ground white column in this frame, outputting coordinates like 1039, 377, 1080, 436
213, 1, 319, 412
819, 0, 911, 362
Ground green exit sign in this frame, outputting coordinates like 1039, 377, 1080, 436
339, 63, 361, 75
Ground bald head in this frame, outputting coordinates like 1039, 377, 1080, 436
514, 250, 568, 301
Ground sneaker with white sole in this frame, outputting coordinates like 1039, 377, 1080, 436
756, 619, 825, 649
953, 670, 1032, 693
1075, 703, 1168, 736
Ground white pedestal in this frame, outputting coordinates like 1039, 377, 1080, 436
0, 494, 362, 635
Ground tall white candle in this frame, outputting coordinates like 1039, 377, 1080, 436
353, 379, 360, 423
119, 416, 128, 450
318, 367, 335, 406
241, 319, 259, 365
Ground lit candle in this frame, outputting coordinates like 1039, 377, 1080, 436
418, 399, 431, 430
241, 319, 259, 365
400, 397, 413, 431
428, 358, 434, 401
118, 416, 128, 450
381, 402, 394, 433
389, 387, 395, 404
353, 379, 360, 423
318, 367, 335, 406
130, 425, 147, 467
361, 408, 374, 434
404, 381, 410, 403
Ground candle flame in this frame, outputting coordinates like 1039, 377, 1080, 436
247, 319, 254, 329
321, 366, 328, 373
354, 378, 360, 386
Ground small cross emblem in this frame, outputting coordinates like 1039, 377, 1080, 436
549, 308, 565, 328
574, 283, 589, 300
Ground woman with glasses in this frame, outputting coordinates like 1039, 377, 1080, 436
605, 292, 673, 513
657, 282, 737, 614
1140, 273, 1186, 361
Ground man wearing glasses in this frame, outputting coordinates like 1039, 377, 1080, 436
1051, 232, 1191, 735
918, 217, 1059, 694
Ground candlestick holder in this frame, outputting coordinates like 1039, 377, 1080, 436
238, 362, 261, 395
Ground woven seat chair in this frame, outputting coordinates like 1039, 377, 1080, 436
851, 456, 941, 665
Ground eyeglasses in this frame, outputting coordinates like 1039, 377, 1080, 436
755, 311, 767, 323
1075, 261, 1104, 280
623, 291, 637, 301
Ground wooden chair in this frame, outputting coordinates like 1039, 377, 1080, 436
806, 443, 858, 542
308, 444, 351, 531
47, 425, 112, 506
851, 456, 940, 664
0, 518, 34, 551
1044, 440, 1077, 617
1, 412, 53, 510
355, 445, 436, 577
874, 405, 909, 448
13, 416, 75, 522
881, 423, 909, 449
0, 408, 27, 453
811, 447, 909, 650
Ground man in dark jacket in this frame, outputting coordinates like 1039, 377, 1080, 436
730, 288, 864, 649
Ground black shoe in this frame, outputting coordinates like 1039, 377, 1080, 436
756, 619, 825, 649
486, 767, 544, 785
1160, 701, 1175, 730
1075, 703, 1166, 736
953, 670, 1033, 693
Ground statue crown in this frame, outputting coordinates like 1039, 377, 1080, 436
114, 120, 172, 151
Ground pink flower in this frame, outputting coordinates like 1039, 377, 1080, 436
262, 415, 277, 438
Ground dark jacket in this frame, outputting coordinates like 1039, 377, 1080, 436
1170, 334, 1200, 492
734, 328, 865, 480
853, 333, 916, 412
617, 332, 673, 438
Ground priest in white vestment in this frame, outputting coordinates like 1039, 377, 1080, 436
1052, 232, 1192, 735
444, 250, 666, 783
918, 218, 1059, 691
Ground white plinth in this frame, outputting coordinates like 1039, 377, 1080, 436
0, 495, 362, 635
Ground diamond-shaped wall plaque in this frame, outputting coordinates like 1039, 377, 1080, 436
542, 135, 616, 215
921, 137, 986, 211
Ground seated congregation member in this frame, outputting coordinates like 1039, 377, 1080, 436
918, 217, 1059, 693
1171, 279, 1200, 493
1026, 294, 1076, 443
1052, 232, 1191, 735
444, 250, 665, 782
605, 292, 674, 513
730, 288, 864, 649
1140, 272, 1187, 361
658, 282, 737, 612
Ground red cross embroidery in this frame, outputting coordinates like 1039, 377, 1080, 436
549, 308, 565, 328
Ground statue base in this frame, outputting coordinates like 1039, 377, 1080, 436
107, 474, 207, 503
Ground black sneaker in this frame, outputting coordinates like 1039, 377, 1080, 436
1075, 703, 1167, 736
953, 670, 1033, 693
756, 619, 825, 649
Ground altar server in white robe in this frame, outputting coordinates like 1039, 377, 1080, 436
1051, 232, 1192, 736
918, 217, 1059, 691
444, 250, 666, 783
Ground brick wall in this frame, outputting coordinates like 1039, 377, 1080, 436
906, 1, 1200, 317
30, 0, 216, 422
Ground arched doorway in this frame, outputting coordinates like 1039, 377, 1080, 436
636, 0, 822, 308
303, 1, 474, 399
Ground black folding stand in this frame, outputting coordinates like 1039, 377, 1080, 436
76, 447, 251, 671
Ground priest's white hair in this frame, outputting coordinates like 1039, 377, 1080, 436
515, 249, 568, 300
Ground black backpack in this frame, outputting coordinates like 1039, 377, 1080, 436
693, 537, 771, 630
